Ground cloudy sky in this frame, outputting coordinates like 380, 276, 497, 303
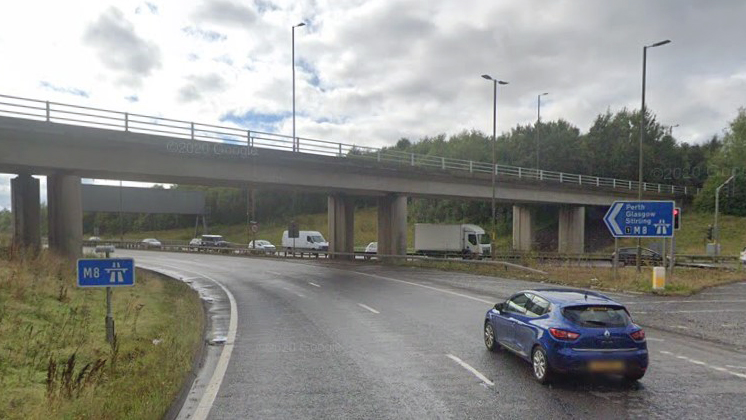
1, 0, 746, 208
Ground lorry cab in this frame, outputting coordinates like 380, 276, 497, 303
462, 224, 486, 257
282, 230, 329, 251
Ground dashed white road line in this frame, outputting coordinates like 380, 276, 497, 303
308, 282, 321, 288
351, 271, 494, 305
357, 303, 380, 314
446, 354, 494, 387
659, 350, 746, 380
645, 337, 665, 342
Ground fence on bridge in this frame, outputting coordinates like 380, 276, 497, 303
0, 93, 697, 196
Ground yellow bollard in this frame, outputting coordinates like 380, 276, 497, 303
652, 266, 666, 290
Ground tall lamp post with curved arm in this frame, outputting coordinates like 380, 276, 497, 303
291, 22, 306, 152
636, 39, 671, 272
481, 75, 508, 258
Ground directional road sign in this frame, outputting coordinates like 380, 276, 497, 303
77, 258, 135, 287
604, 201, 675, 238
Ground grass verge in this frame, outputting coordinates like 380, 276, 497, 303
390, 259, 745, 296
0, 251, 204, 419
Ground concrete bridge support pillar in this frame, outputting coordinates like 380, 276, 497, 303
328, 194, 355, 259
10, 174, 41, 251
47, 174, 83, 258
377, 194, 407, 256
558, 205, 585, 254
512, 205, 536, 252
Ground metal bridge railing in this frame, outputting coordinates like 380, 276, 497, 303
0, 93, 697, 196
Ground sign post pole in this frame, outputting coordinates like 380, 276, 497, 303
106, 286, 114, 344
613, 237, 619, 280
669, 232, 675, 280
105, 249, 115, 344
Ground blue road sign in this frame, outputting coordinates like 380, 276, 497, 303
77, 258, 135, 287
604, 201, 675, 238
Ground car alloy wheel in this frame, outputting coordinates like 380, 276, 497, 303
532, 347, 550, 383
484, 322, 497, 351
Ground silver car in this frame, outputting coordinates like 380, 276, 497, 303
141, 238, 162, 249
248, 240, 277, 254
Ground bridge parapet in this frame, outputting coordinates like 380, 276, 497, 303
0, 93, 696, 197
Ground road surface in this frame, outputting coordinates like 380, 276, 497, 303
124, 250, 746, 419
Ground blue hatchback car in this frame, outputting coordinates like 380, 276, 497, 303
483, 288, 648, 384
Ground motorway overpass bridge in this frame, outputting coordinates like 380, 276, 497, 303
0, 94, 693, 257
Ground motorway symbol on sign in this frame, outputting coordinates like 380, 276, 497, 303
603, 201, 675, 238
77, 258, 135, 287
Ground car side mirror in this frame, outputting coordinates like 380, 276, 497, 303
494, 303, 505, 312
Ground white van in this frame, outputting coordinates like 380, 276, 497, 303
282, 230, 329, 251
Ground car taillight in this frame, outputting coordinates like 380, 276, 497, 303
630, 329, 645, 341
549, 328, 580, 340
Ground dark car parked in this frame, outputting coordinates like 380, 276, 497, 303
612, 247, 663, 266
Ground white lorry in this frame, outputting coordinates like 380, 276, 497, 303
281, 230, 329, 252
414, 223, 487, 258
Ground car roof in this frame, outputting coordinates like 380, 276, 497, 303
515, 288, 620, 307
618, 247, 655, 252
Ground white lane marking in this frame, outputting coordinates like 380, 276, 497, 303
352, 271, 494, 304
266, 270, 283, 276
137, 262, 238, 420
646, 337, 665, 342
659, 351, 746, 380
624, 300, 746, 305
446, 354, 494, 386
308, 282, 321, 288
357, 303, 380, 314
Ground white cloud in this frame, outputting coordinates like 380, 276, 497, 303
0, 0, 744, 171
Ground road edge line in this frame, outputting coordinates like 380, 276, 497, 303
446, 354, 494, 386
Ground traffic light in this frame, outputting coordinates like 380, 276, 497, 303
673, 207, 681, 230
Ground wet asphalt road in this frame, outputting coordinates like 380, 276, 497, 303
125, 251, 746, 419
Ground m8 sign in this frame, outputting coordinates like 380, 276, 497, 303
603, 201, 675, 238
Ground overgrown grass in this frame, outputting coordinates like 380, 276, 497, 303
0, 251, 204, 419
391, 258, 745, 296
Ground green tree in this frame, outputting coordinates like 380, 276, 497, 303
695, 108, 746, 216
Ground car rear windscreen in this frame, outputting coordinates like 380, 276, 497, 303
562, 305, 630, 328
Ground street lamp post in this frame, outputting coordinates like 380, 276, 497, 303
714, 172, 736, 256
536, 92, 548, 169
636, 39, 671, 272
292, 22, 306, 152
481, 75, 508, 258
